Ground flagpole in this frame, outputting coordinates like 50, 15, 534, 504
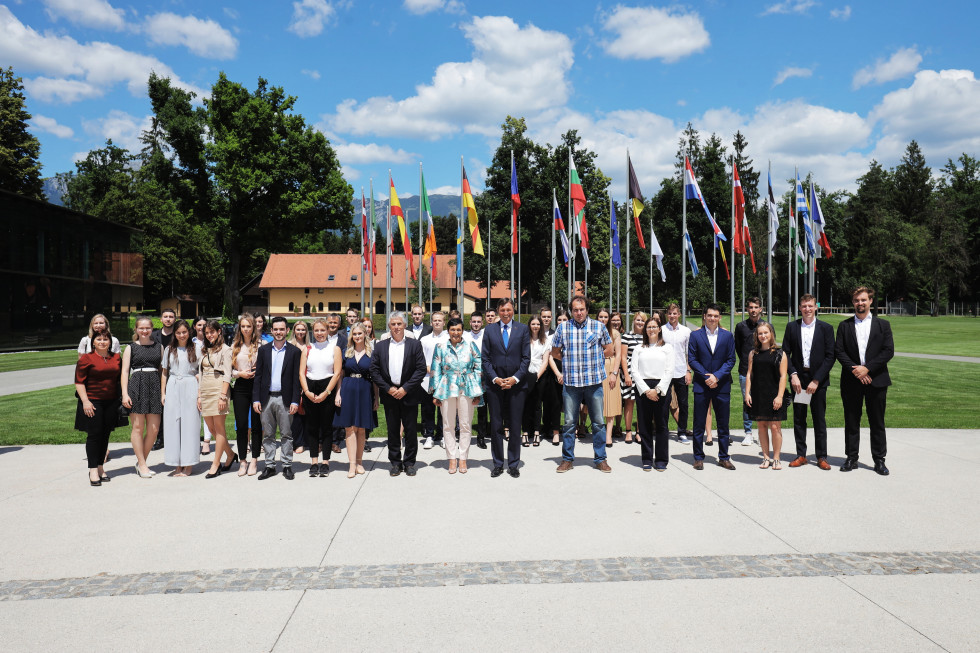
609, 192, 613, 311
787, 192, 793, 321
681, 151, 688, 326
626, 158, 631, 324
568, 151, 574, 302
730, 156, 736, 332
419, 163, 425, 313
386, 171, 392, 317
369, 178, 374, 317
649, 218, 653, 314
551, 188, 556, 318
766, 164, 772, 324
510, 150, 515, 305
460, 156, 465, 315
360, 186, 365, 315
486, 200, 491, 311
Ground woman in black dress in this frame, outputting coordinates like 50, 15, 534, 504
121, 316, 163, 478
744, 322, 788, 470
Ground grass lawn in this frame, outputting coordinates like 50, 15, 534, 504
0, 350, 78, 373
1, 353, 974, 446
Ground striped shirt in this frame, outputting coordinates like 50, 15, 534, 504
551, 317, 611, 387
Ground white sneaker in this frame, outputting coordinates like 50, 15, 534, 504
423, 437, 434, 449
678, 434, 691, 444
435, 439, 445, 448
741, 435, 755, 446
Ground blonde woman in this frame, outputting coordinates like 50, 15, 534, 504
333, 323, 377, 477
78, 314, 120, 357
121, 316, 163, 478
231, 314, 261, 476
603, 314, 623, 448
199, 320, 236, 478
620, 311, 648, 444
300, 318, 342, 476
289, 320, 310, 455
745, 322, 788, 470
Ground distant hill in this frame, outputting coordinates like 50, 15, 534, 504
41, 177, 66, 206
352, 194, 462, 227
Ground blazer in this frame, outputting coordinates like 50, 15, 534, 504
835, 316, 893, 388
408, 323, 432, 340
783, 319, 836, 387
370, 336, 427, 405
481, 319, 531, 389
252, 341, 303, 407
687, 327, 736, 394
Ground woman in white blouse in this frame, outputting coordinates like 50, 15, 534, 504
629, 317, 675, 471
520, 315, 551, 447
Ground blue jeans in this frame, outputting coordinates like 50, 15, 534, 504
561, 384, 606, 463
738, 374, 753, 433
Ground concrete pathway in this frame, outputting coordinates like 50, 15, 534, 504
0, 364, 75, 397
0, 428, 977, 651
895, 351, 980, 364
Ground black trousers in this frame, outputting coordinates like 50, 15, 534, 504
669, 377, 689, 432
382, 397, 419, 466
521, 375, 542, 437
303, 377, 337, 459
636, 381, 670, 466
540, 368, 562, 434
421, 397, 443, 440
792, 374, 828, 459
475, 403, 488, 439
486, 384, 526, 469
841, 383, 887, 463
83, 398, 121, 468
232, 379, 261, 460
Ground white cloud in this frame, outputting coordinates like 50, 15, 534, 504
288, 0, 335, 38
427, 185, 460, 195
30, 114, 74, 138
0, 7, 207, 103
773, 66, 813, 86
830, 5, 851, 20
871, 69, 980, 163
23, 76, 103, 103
327, 16, 573, 140
853, 46, 922, 89
82, 110, 153, 153
402, 0, 464, 15
42, 0, 125, 31
301, 69, 321, 80
335, 142, 417, 165
761, 1, 818, 15
601, 5, 709, 62
143, 13, 238, 59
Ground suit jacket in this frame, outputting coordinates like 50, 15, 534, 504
688, 327, 736, 394
252, 341, 302, 406
408, 323, 432, 340
783, 319, 836, 387
370, 336, 427, 405
481, 319, 531, 389
835, 315, 893, 388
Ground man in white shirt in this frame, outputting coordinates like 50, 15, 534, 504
463, 311, 488, 448
419, 312, 449, 449
662, 303, 692, 444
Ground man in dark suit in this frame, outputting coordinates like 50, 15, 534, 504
370, 311, 427, 476
408, 304, 432, 340
481, 298, 531, 478
688, 303, 737, 470
835, 286, 894, 475
252, 316, 303, 480
783, 294, 836, 470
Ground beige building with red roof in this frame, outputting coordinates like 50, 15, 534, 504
258, 254, 514, 317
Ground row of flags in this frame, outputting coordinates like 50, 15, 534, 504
359, 156, 832, 286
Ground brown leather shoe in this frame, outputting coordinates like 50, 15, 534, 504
692, 460, 704, 470
817, 458, 832, 470
556, 460, 574, 473
788, 456, 808, 468
596, 461, 612, 473
717, 459, 736, 470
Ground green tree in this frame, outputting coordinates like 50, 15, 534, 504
939, 154, 980, 300
0, 67, 44, 200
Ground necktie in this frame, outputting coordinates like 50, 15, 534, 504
502, 323, 509, 349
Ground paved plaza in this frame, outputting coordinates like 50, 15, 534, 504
0, 426, 977, 651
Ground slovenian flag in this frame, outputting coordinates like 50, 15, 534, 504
685, 157, 726, 242
553, 189, 570, 266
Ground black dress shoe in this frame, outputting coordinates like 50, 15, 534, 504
283, 467, 295, 480
840, 458, 859, 472
152, 437, 164, 451
100, 474, 110, 482
390, 464, 402, 477
476, 437, 488, 449
258, 467, 277, 480
490, 466, 504, 478
507, 467, 520, 478
404, 464, 417, 477
874, 462, 890, 476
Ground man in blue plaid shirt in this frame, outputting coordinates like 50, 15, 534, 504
550, 295, 615, 472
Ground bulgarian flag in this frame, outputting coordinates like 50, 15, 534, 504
462, 164, 484, 256
390, 175, 416, 281
733, 164, 756, 273
570, 154, 589, 249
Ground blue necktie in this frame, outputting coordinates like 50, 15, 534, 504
502, 323, 509, 349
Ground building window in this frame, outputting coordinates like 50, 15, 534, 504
328, 302, 341, 311
318, 302, 324, 312
328, 275, 335, 281
318, 288, 324, 294
304, 288, 309, 294
289, 302, 294, 312
350, 275, 357, 281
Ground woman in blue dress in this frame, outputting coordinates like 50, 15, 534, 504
334, 323, 378, 478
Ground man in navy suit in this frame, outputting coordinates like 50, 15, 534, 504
370, 311, 427, 476
481, 298, 531, 477
252, 316, 303, 480
688, 303, 737, 470
783, 294, 836, 470
835, 286, 894, 475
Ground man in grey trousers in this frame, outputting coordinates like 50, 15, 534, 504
252, 316, 302, 480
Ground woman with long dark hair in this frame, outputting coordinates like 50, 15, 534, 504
629, 317, 675, 471
619, 312, 647, 444
199, 319, 236, 477
521, 315, 550, 447
161, 319, 201, 476
121, 316, 163, 478
75, 328, 122, 486
231, 314, 261, 476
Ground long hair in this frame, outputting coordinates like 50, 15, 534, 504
200, 319, 225, 355
527, 315, 547, 344
631, 311, 649, 334
168, 319, 198, 366
641, 317, 665, 347
289, 320, 310, 347
345, 323, 373, 358
752, 321, 780, 354
87, 313, 109, 340
232, 314, 257, 364
131, 315, 153, 342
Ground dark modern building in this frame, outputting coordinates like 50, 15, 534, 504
0, 189, 143, 350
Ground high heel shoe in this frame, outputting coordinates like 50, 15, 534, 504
533, 435, 541, 446
521, 436, 530, 448
221, 453, 239, 472
205, 466, 222, 479
135, 464, 153, 479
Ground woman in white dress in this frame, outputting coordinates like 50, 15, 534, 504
161, 320, 202, 476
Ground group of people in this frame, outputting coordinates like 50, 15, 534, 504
73, 285, 894, 486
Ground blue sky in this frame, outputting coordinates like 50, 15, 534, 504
4, 0, 979, 202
